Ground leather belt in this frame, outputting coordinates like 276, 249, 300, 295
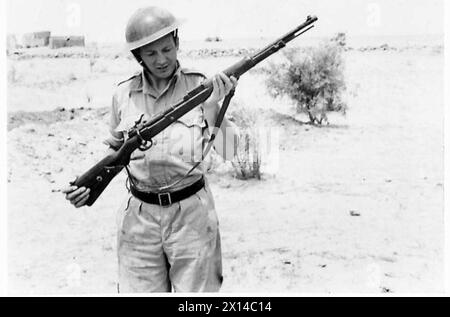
130, 177, 205, 207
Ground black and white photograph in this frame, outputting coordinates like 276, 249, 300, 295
3, 0, 447, 295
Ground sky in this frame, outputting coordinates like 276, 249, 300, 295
6, 0, 444, 43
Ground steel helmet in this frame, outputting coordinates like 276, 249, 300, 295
125, 6, 183, 51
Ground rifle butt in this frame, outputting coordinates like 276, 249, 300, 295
71, 154, 128, 206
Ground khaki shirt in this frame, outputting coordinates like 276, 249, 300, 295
104, 64, 209, 192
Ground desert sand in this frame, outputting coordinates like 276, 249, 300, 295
7, 42, 444, 294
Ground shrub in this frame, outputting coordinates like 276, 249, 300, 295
228, 103, 262, 180
205, 36, 222, 42
266, 34, 347, 125
331, 32, 346, 48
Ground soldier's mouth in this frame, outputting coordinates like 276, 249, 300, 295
156, 65, 169, 72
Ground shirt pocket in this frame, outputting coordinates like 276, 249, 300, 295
165, 107, 207, 162
177, 106, 206, 128
114, 114, 146, 161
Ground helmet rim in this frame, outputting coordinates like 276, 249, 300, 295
126, 19, 184, 51
125, 7, 184, 51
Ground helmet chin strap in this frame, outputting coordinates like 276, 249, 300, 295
131, 50, 151, 74
139, 61, 152, 75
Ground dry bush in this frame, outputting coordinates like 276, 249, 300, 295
228, 102, 262, 180
205, 36, 222, 42
266, 33, 347, 125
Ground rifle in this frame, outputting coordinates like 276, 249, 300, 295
71, 15, 318, 206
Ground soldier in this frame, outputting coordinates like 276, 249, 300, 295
62, 6, 239, 292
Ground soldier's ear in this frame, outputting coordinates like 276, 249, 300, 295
174, 36, 179, 50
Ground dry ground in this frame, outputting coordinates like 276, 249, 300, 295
7, 46, 444, 294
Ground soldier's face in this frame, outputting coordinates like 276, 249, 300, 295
139, 34, 179, 79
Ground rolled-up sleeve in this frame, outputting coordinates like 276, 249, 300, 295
102, 92, 124, 150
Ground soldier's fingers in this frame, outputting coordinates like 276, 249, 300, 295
69, 175, 79, 185
61, 186, 78, 194
75, 195, 89, 208
219, 73, 233, 94
212, 76, 219, 97
66, 186, 86, 200
72, 188, 90, 205
218, 72, 229, 82
216, 75, 225, 97
230, 76, 238, 88
218, 72, 231, 83
218, 73, 232, 91
66, 187, 87, 200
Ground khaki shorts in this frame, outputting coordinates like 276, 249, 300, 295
116, 184, 222, 293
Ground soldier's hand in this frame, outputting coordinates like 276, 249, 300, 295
62, 184, 90, 208
205, 72, 238, 105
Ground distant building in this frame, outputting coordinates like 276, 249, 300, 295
22, 31, 51, 48
49, 36, 85, 49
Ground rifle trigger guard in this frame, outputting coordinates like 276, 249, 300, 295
136, 128, 153, 151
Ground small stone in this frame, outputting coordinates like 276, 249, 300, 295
349, 210, 360, 216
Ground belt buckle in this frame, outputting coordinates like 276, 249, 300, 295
158, 192, 172, 207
